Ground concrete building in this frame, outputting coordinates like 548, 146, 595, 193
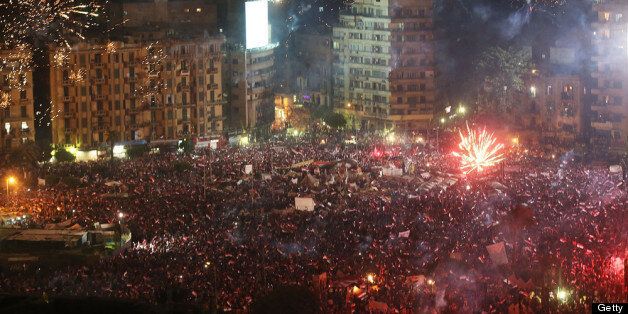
591, 0, 628, 151
333, 0, 436, 131
49, 36, 225, 149
120, 0, 218, 37
225, 44, 277, 131
0, 48, 35, 149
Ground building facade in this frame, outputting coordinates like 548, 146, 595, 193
333, 0, 435, 131
225, 44, 277, 132
0, 48, 35, 149
591, 0, 628, 151
50, 36, 225, 149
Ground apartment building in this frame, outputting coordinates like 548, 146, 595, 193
226, 44, 277, 131
333, 0, 436, 131
591, 0, 628, 151
50, 36, 225, 149
0, 48, 35, 149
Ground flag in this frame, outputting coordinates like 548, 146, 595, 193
398, 230, 410, 238
486, 242, 509, 265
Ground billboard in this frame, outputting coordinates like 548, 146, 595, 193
245, 0, 269, 49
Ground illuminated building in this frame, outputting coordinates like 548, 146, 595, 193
0, 49, 35, 149
591, 0, 628, 151
49, 36, 225, 149
333, 0, 436, 131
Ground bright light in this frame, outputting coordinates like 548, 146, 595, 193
292, 129, 299, 137
465, 184, 471, 190
118, 212, 124, 219
556, 288, 569, 302
452, 124, 505, 175
346, 102, 351, 108
457, 106, 466, 114
366, 273, 375, 284
113, 145, 127, 158
7, 176, 15, 185
427, 279, 435, 285
440, 117, 446, 124
239, 135, 250, 146
530, 85, 537, 97
246, 0, 270, 49
511, 137, 519, 145
385, 132, 396, 143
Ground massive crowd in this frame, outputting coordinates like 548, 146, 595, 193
0, 134, 625, 313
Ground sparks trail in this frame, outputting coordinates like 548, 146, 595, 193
0, 0, 103, 49
452, 124, 505, 175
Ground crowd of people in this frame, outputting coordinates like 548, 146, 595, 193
0, 133, 625, 313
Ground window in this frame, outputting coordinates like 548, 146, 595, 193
114, 69, 120, 79
115, 100, 121, 110
21, 122, 27, 130
81, 86, 87, 96
20, 106, 26, 118
81, 102, 87, 111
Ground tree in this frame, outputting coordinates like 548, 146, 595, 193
54, 148, 75, 163
251, 285, 319, 314
324, 112, 346, 129
126, 144, 148, 159
475, 46, 532, 113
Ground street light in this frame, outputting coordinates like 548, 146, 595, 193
440, 117, 446, 124
6, 176, 15, 196
457, 106, 466, 114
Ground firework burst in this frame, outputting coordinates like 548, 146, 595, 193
0, 91, 11, 109
135, 42, 167, 100
69, 68, 86, 84
0, 45, 32, 90
0, 0, 102, 49
452, 124, 505, 175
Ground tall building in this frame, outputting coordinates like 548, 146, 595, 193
224, 0, 277, 133
591, 0, 628, 151
226, 45, 277, 131
0, 48, 35, 149
333, 0, 436, 131
517, 38, 588, 146
49, 36, 225, 149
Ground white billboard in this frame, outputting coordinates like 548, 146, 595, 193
246, 0, 270, 49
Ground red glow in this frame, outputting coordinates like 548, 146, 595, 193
452, 124, 505, 175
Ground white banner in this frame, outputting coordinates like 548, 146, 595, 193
609, 165, 622, 173
295, 197, 315, 211
245, 164, 253, 174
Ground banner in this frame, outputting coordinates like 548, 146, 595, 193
291, 159, 314, 168
609, 165, 622, 173
245, 164, 253, 174
398, 230, 410, 238
486, 242, 509, 265
295, 197, 315, 211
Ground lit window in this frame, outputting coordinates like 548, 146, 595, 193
21, 122, 27, 130
196, 8, 202, 13
4, 122, 10, 133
